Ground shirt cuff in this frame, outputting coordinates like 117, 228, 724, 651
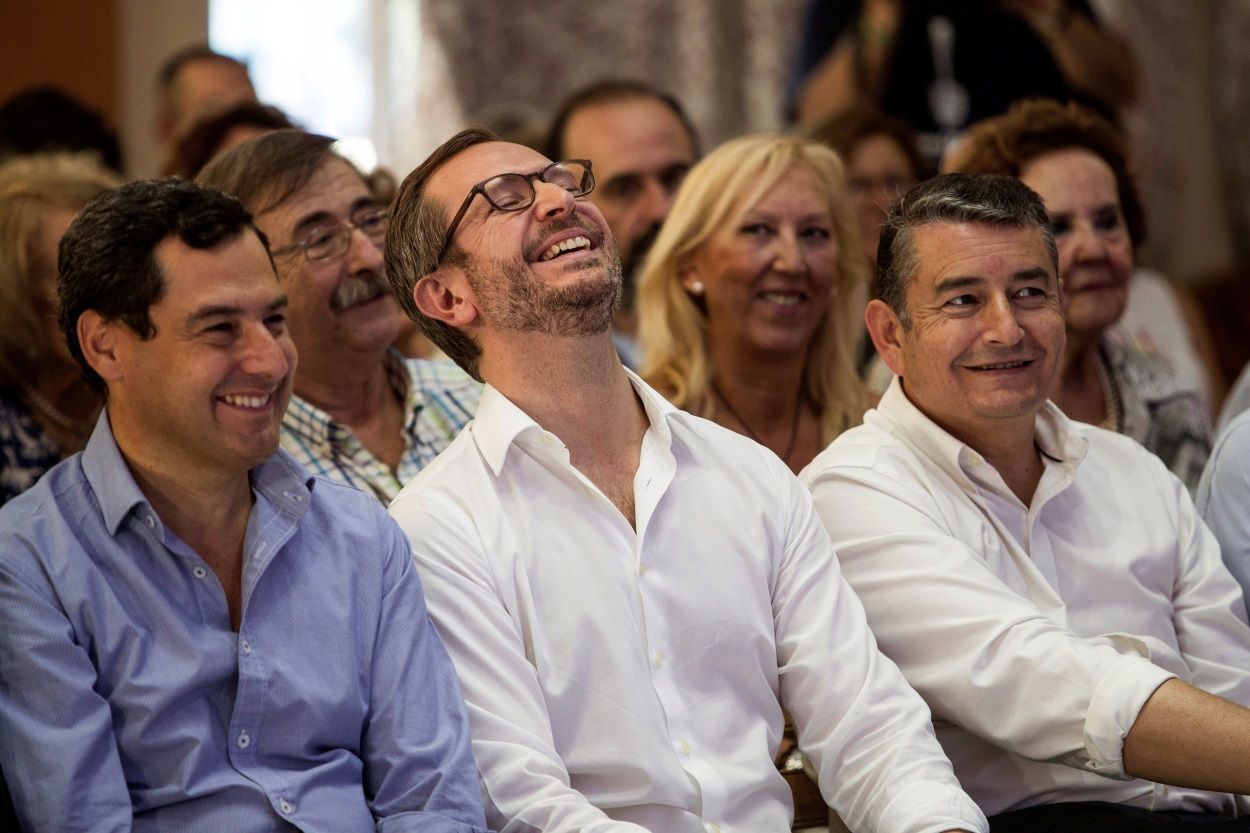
1083, 652, 1176, 778
875, 781, 988, 833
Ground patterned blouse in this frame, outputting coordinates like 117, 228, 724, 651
0, 388, 63, 506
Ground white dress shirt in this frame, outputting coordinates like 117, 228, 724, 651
801, 377, 1250, 817
389, 371, 986, 833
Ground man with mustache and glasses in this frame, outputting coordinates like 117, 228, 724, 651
803, 173, 1250, 832
199, 129, 481, 503
381, 128, 987, 833
0, 180, 487, 832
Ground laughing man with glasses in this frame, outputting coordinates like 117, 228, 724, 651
379, 128, 987, 833
199, 129, 481, 503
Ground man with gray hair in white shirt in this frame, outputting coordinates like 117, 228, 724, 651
380, 129, 987, 833
803, 172, 1250, 832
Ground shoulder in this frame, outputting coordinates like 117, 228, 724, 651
802, 413, 923, 490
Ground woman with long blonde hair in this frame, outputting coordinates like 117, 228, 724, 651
0, 153, 120, 503
638, 134, 868, 472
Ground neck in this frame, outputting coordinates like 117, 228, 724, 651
709, 342, 807, 426
483, 331, 642, 451
293, 353, 395, 427
1053, 337, 1106, 425
902, 380, 1043, 504
110, 418, 253, 555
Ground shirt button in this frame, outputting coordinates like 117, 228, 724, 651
193, 566, 207, 579
279, 799, 293, 814
638, 564, 647, 577
653, 651, 664, 668
241, 639, 252, 654
680, 740, 691, 756
237, 731, 250, 748
710, 823, 722, 833
145, 515, 155, 528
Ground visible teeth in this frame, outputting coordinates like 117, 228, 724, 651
760, 291, 804, 306
978, 361, 1026, 370
222, 394, 270, 408
539, 235, 591, 262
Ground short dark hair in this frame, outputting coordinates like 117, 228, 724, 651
947, 98, 1146, 246
0, 86, 123, 174
385, 128, 497, 381
544, 79, 701, 161
875, 173, 1057, 326
162, 101, 296, 179
158, 45, 249, 90
196, 128, 339, 215
58, 179, 266, 394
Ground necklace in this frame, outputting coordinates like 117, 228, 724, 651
711, 381, 804, 464
20, 381, 95, 435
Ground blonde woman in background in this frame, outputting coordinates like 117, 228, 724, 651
638, 134, 868, 473
0, 153, 121, 504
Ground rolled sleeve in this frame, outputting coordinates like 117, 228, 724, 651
1083, 655, 1175, 777
804, 462, 1170, 772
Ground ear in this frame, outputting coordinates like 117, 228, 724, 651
77, 310, 124, 385
864, 299, 907, 377
678, 256, 704, 295
414, 269, 479, 328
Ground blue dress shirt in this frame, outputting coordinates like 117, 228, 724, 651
0, 413, 489, 833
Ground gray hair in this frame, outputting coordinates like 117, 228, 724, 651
874, 173, 1057, 325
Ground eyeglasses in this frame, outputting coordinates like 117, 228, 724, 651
435, 159, 595, 266
270, 207, 389, 262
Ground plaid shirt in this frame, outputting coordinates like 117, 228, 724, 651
281, 351, 482, 503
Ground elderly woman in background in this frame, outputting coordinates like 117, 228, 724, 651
949, 98, 1211, 491
0, 153, 120, 504
637, 134, 868, 473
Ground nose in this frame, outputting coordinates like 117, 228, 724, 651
240, 322, 293, 380
639, 176, 674, 226
532, 179, 576, 222
1066, 218, 1107, 265
772, 230, 808, 275
983, 295, 1025, 346
346, 225, 385, 274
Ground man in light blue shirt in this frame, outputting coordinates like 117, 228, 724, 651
0, 179, 488, 833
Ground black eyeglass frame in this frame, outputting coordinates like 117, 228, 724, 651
433, 159, 595, 268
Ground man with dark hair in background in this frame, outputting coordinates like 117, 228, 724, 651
156, 44, 257, 147
545, 80, 699, 366
0, 178, 487, 833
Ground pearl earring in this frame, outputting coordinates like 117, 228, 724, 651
689, 280, 705, 296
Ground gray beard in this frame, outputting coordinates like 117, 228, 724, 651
466, 252, 623, 338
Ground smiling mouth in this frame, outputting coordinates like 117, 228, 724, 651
758, 290, 808, 306
968, 360, 1032, 371
219, 394, 273, 409
539, 235, 592, 262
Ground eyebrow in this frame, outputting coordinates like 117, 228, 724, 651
184, 295, 289, 329
933, 268, 1053, 294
